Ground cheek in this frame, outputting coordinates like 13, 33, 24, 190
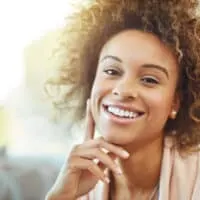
143, 90, 175, 132
90, 76, 114, 125
145, 90, 174, 115
90, 76, 112, 103
90, 80, 107, 121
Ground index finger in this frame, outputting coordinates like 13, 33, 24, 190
84, 99, 95, 141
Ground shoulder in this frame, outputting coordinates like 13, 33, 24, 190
159, 136, 200, 199
163, 136, 200, 182
164, 136, 200, 160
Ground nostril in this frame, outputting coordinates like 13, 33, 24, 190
112, 87, 138, 99
112, 90, 119, 96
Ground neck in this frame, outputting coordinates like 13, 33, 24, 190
111, 136, 163, 197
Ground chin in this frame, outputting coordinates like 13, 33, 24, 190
100, 132, 132, 145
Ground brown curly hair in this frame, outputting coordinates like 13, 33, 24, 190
46, 0, 200, 151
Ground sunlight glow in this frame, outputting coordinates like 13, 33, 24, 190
0, 0, 74, 105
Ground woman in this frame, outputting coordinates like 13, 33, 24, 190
45, 0, 200, 199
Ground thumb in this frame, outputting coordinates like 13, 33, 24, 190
84, 99, 95, 141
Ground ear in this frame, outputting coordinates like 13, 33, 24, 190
169, 93, 180, 119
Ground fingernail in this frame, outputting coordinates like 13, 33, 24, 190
105, 177, 110, 184
116, 167, 123, 175
122, 150, 129, 158
86, 99, 90, 106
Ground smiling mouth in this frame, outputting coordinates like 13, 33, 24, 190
103, 105, 145, 119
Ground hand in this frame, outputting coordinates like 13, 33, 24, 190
45, 99, 129, 200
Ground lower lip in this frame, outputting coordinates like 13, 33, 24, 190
102, 106, 144, 125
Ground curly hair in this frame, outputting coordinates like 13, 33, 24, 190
46, 0, 200, 151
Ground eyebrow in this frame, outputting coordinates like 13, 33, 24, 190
141, 64, 169, 79
100, 55, 169, 79
100, 55, 122, 63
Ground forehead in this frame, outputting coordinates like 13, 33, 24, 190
99, 30, 178, 73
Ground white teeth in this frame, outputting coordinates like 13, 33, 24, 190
132, 113, 138, 118
107, 106, 140, 118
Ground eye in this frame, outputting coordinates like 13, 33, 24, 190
103, 69, 120, 76
141, 76, 159, 85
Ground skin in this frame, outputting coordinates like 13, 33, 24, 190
90, 30, 180, 198
46, 30, 180, 200
91, 29, 179, 149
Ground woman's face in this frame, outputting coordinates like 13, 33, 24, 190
90, 30, 179, 147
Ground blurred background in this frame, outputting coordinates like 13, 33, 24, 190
0, 1, 87, 199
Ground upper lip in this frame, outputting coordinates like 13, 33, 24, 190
103, 102, 145, 114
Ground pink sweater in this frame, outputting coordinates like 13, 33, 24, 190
79, 137, 200, 200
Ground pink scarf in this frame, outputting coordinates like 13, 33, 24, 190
79, 137, 200, 200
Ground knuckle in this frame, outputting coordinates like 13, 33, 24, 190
67, 162, 75, 170
93, 148, 100, 155
73, 144, 81, 151
68, 147, 81, 161
66, 157, 77, 168
70, 144, 82, 155
88, 161, 95, 170
97, 137, 104, 147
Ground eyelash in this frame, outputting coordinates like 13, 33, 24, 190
141, 76, 159, 85
103, 69, 120, 76
103, 69, 160, 85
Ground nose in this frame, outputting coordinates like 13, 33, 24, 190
112, 79, 138, 100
